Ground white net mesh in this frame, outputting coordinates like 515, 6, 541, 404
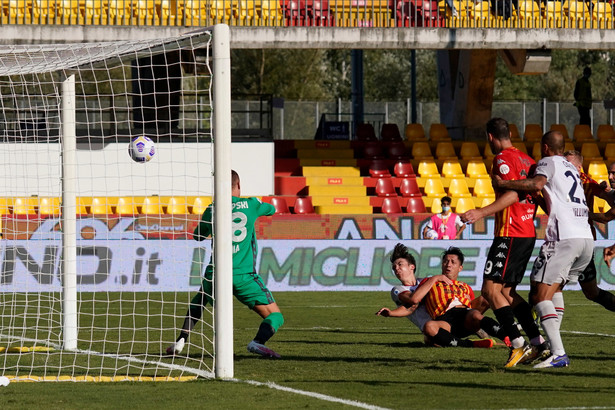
0, 29, 217, 381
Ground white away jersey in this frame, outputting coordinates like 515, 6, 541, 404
534, 155, 593, 241
390, 285, 431, 331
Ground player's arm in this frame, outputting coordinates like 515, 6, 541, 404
470, 295, 490, 313
408, 275, 453, 305
193, 206, 213, 241
376, 304, 417, 318
493, 174, 547, 192
590, 208, 615, 224
460, 190, 518, 224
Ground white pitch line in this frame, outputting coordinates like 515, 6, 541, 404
561, 330, 615, 338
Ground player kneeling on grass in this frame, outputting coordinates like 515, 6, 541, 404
376, 244, 502, 348
167, 170, 284, 359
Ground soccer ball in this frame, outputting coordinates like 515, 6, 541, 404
425, 229, 438, 240
128, 136, 155, 163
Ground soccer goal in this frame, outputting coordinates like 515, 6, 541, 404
0, 25, 234, 381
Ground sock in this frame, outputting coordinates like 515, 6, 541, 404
479, 316, 507, 341
535, 300, 565, 356
595, 289, 615, 312
494, 306, 523, 347
552, 292, 565, 331
513, 300, 542, 341
254, 312, 284, 344
432, 328, 474, 348
177, 287, 209, 342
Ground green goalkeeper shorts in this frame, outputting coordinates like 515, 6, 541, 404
200, 267, 275, 310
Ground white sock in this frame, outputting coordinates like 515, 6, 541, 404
552, 292, 565, 331
535, 300, 566, 356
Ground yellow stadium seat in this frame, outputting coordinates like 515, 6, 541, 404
593, 1, 613, 29
483, 143, 495, 159
417, 160, 440, 177
532, 142, 542, 161
549, 123, 569, 139
466, 160, 489, 178
517, 0, 541, 27
90, 197, 112, 214
448, 178, 472, 198
116, 197, 138, 215
259, 0, 283, 25
442, 160, 464, 178
573, 124, 593, 141
141, 196, 163, 214
524, 124, 543, 142
544, 1, 564, 28
471, 1, 491, 27
594, 196, 607, 213
165, 196, 188, 214
405, 123, 426, 141
597, 124, 615, 142
513, 142, 528, 154
6, 0, 34, 24
425, 196, 443, 213
460, 142, 481, 159
83, 0, 110, 24
38, 197, 60, 215
411, 141, 433, 159
0, 198, 10, 215
565, 0, 591, 28
423, 178, 446, 197
509, 123, 521, 141
429, 123, 450, 141
190, 196, 212, 215
581, 142, 601, 160
478, 196, 496, 208
587, 161, 608, 180
12, 197, 37, 215
605, 143, 615, 161
454, 197, 475, 213
473, 178, 495, 197
435, 141, 457, 159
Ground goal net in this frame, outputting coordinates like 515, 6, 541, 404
0, 25, 233, 381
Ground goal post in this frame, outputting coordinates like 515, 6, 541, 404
0, 25, 232, 381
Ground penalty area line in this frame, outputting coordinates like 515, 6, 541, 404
561, 330, 615, 338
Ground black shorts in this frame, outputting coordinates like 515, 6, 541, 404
578, 254, 597, 283
483, 236, 536, 284
435, 307, 473, 339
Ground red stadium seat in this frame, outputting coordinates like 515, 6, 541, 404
381, 197, 402, 214
394, 161, 415, 178
405, 197, 426, 213
293, 197, 314, 214
368, 159, 392, 178
362, 142, 384, 159
270, 197, 290, 214
356, 123, 377, 141
387, 142, 409, 160
399, 177, 421, 197
375, 178, 397, 197
381, 123, 402, 142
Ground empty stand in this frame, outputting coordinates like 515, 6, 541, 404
513, 142, 528, 154
399, 177, 421, 197
605, 143, 615, 161
375, 178, 397, 197
516, 0, 541, 28
12, 197, 37, 215
509, 123, 521, 141
190, 196, 212, 215
580, 142, 601, 160
423, 177, 446, 197
587, 161, 608, 180
473, 178, 495, 197
550, 123, 569, 139
441, 160, 464, 178
356, 123, 377, 141
448, 178, 471, 197
387, 142, 409, 160
381, 123, 402, 142
435, 141, 456, 159
381, 197, 402, 214
459, 142, 481, 159
426, 196, 442, 213
454, 197, 475, 213
165, 196, 188, 214
593, 1, 613, 29
597, 124, 615, 142
368, 159, 392, 177
417, 160, 440, 177
411, 141, 433, 159
466, 160, 489, 178
90, 197, 113, 214
394, 161, 415, 178
38, 197, 60, 215
429, 123, 450, 140
406, 196, 427, 213
270, 196, 291, 214
405, 123, 426, 141
141, 196, 163, 214
362, 142, 384, 159
573, 124, 593, 141
524, 123, 543, 141
532, 142, 542, 161
293, 196, 315, 214
116, 197, 138, 215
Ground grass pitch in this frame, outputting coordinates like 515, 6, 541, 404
2, 290, 615, 409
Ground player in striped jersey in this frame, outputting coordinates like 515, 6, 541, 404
461, 118, 547, 367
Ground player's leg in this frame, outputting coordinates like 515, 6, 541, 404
167, 268, 214, 355
464, 308, 506, 342
579, 258, 615, 312
505, 284, 548, 360
236, 272, 284, 358
423, 318, 476, 348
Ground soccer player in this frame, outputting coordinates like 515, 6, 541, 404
376, 243, 493, 348
563, 150, 615, 312
493, 131, 594, 368
460, 117, 547, 367
167, 170, 284, 359
383, 246, 507, 348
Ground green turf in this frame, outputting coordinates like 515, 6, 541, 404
2, 291, 615, 409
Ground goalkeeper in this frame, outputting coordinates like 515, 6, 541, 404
167, 170, 284, 359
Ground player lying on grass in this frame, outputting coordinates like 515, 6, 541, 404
167, 170, 284, 359
376, 244, 504, 348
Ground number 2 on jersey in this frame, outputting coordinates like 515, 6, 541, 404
564, 170, 586, 205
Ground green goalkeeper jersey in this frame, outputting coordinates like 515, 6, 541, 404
193, 196, 275, 275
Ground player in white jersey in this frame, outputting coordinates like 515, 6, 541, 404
493, 131, 594, 368
375, 243, 494, 348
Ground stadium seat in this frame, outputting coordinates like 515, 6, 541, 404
550, 123, 570, 139
581, 142, 601, 160
454, 197, 475, 213
190, 196, 211, 215
368, 159, 392, 178
38, 197, 60, 215
513, 142, 528, 154
483, 143, 495, 160
381, 123, 402, 142
293, 197, 314, 214
573, 124, 593, 141
0, 198, 10, 215
423, 177, 446, 197
448, 178, 471, 198
544, 0, 564, 28
471, 1, 491, 27
399, 177, 421, 197
375, 178, 397, 197
516, 0, 541, 27
91, 197, 112, 214
405, 123, 426, 141
473, 178, 495, 197
411, 141, 433, 159
593, 1, 613, 29
441, 160, 464, 178
587, 161, 608, 180
524, 124, 543, 142
478, 196, 495, 208
356, 123, 377, 141
466, 160, 489, 178
361, 142, 384, 159
435, 142, 457, 159
417, 160, 440, 177
405, 196, 427, 213
429, 123, 450, 141
116, 197, 138, 215
426, 196, 443, 213
387, 142, 409, 160
597, 124, 615, 142
141, 196, 163, 214
509, 123, 521, 141
12, 197, 37, 214
166, 196, 188, 214
270, 197, 291, 214
381, 197, 402, 214
605, 143, 615, 161
532, 142, 542, 161
259, 0, 284, 26
394, 161, 415, 178
459, 142, 481, 159
566, 0, 591, 28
